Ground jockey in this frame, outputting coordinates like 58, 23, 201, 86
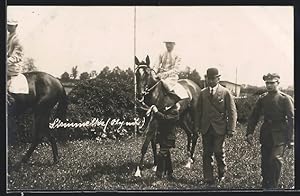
153, 40, 182, 101
7, 19, 24, 78
7, 19, 24, 104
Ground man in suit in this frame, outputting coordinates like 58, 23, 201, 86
245, 73, 294, 189
198, 68, 237, 185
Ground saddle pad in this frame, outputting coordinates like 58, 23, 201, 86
173, 83, 190, 100
8, 74, 29, 94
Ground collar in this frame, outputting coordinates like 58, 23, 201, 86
209, 83, 219, 94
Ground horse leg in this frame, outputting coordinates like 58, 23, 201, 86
20, 113, 42, 163
41, 109, 59, 164
190, 131, 199, 163
181, 118, 195, 168
180, 115, 193, 156
48, 132, 59, 164
135, 136, 151, 177
151, 138, 158, 171
135, 118, 157, 177
139, 134, 152, 169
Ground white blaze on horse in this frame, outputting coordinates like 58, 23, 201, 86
134, 55, 202, 176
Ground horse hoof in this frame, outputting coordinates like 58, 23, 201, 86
134, 166, 142, 177
184, 158, 193, 168
152, 165, 157, 172
184, 162, 191, 169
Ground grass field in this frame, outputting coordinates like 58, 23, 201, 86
7, 122, 294, 191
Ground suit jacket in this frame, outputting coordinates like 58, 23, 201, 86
198, 84, 237, 135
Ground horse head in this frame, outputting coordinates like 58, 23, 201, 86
135, 55, 158, 102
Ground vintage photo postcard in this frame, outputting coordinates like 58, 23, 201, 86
6, 6, 294, 192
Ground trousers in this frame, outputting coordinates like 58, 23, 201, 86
202, 125, 226, 181
261, 141, 285, 188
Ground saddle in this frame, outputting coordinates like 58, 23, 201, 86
7, 73, 29, 94
171, 83, 191, 100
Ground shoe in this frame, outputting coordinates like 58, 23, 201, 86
218, 172, 225, 182
218, 166, 226, 182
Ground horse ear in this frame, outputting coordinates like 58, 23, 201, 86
145, 55, 150, 66
135, 56, 140, 65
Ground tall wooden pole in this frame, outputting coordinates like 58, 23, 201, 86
134, 6, 137, 136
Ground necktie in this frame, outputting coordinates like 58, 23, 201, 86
210, 88, 214, 99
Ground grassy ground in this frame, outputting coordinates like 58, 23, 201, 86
7, 122, 294, 191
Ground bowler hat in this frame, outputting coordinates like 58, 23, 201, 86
263, 73, 280, 82
206, 68, 221, 79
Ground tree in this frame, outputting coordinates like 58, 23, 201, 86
22, 57, 38, 72
71, 66, 78, 79
90, 70, 98, 79
80, 72, 90, 80
97, 66, 111, 78
179, 67, 202, 87
188, 69, 202, 87
61, 72, 70, 81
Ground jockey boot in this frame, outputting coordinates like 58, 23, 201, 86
166, 151, 175, 181
156, 151, 168, 179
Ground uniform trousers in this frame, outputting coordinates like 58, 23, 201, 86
261, 138, 285, 188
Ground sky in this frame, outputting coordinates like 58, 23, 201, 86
8, 6, 293, 87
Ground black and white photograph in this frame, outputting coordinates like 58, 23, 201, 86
6, 5, 294, 191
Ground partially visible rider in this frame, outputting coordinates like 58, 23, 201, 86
7, 19, 24, 105
152, 40, 184, 102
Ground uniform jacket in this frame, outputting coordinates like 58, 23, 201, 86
153, 51, 181, 80
247, 91, 294, 145
198, 84, 237, 135
7, 32, 24, 76
154, 104, 180, 148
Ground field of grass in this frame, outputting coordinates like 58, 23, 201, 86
7, 122, 294, 191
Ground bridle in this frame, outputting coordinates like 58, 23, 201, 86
135, 65, 161, 103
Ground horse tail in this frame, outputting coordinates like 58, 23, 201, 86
56, 86, 68, 121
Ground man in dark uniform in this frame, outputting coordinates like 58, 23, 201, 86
148, 103, 180, 180
246, 73, 294, 189
198, 68, 237, 185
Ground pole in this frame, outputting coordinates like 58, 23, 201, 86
134, 6, 137, 136
235, 66, 238, 97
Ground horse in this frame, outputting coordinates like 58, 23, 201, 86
7, 71, 68, 168
134, 55, 202, 175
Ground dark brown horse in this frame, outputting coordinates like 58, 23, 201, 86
8, 71, 67, 167
134, 56, 201, 175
